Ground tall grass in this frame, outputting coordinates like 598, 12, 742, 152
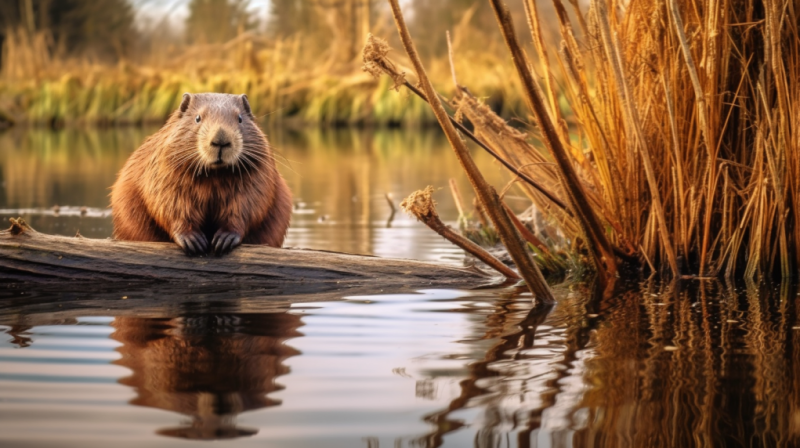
0, 19, 525, 127
426, 0, 799, 281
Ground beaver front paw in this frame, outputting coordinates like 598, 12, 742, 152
174, 231, 209, 256
212, 229, 242, 255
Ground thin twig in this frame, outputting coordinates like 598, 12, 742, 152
401, 188, 520, 280
449, 178, 466, 221
384, 192, 397, 213
446, 31, 458, 87
385, 193, 397, 228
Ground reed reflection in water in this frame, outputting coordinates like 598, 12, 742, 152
3, 282, 800, 446
415, 282, 800, 447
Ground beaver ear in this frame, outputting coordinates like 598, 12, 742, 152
179, 93, 192, 114
241, 94, 252, 116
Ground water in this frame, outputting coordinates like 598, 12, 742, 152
2, 127, 800, 447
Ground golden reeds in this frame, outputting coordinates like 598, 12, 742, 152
374, 0, 800, 281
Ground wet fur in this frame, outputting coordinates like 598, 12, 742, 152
110, 93, 292, 253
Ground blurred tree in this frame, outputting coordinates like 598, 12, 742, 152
268, 0, 379, 65
185, 0, 257, 44
268, 0, 378, 67
269, 0, 322, 38
409, 0, 531, 58
0, 0, 137, 61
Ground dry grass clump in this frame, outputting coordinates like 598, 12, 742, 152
376, 0, 799, 281
400, 186, 437, 219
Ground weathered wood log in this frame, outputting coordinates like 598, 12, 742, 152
0, 219, 494, 292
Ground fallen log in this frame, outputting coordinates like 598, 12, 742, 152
0, 219, 494, 292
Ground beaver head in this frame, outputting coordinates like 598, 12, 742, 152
171, 92, 256, 170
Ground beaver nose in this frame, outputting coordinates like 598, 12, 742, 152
211, 139, 231, 149
210, 129, 231, 149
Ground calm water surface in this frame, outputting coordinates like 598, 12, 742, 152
1, 128, 799, 447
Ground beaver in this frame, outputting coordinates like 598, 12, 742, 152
110, 93, 292, 255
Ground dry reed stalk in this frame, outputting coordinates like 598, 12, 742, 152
488, 0, 617, 290
400, 187, 520, 280
521, 0, 564, 136
385, 0, 553, 303
448, 178, 466, 221
502, 203, 549, 254
593, 0, 678, 277
668, 0, 717, 276
362, 34, 569, 213
472, 197, 491, 230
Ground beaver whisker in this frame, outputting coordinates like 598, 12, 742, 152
241, 149, 272, 163
190, 158, 203, 178
244, 146, 291, 168
169, 153, 199, 171
169, 148, 198, 163
246, 151, 296, 174
259, 142, 297, 165
193, 158, 204, 179
179, 161, 194, 183
243, 149, 277, 165
238, 159, 254, 179
240, 154, 258, 171
242, 152, 268, 166
171, 148, 197, 160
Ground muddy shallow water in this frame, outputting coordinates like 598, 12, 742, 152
1, 127, 799, 447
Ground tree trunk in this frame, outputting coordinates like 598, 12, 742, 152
0, 219, 492, 292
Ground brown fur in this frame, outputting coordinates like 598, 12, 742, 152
110, 93, 292, 255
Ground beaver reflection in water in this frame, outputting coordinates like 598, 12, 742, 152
110, 93, 292, 255
112, 312, 302, 440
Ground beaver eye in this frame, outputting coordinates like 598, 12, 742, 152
195, 115, 201, 123
238, 114, 243, 124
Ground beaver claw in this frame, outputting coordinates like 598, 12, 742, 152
174, 231, 209, 255
212, 230, 242, 255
